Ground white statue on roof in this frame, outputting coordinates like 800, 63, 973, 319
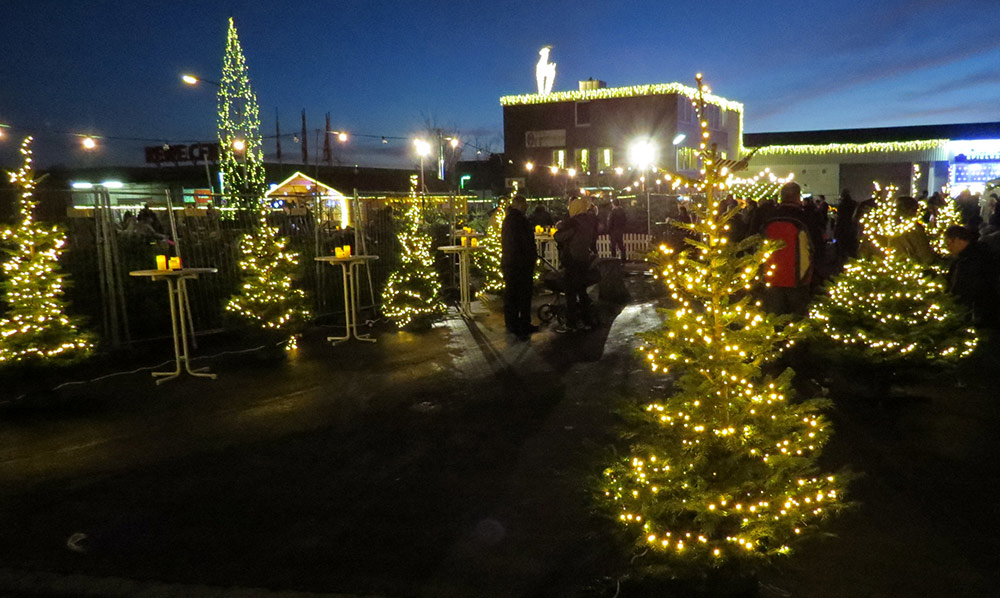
536, 46, 556, 95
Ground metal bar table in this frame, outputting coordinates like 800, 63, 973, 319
534, 232, 558, 270
129, 268, 218, 384
438, 245, 483, 317
315, 255, 379, 343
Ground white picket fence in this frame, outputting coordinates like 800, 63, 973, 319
538, 233, 651, 267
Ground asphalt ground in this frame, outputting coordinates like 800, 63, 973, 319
1, 276, 998, 597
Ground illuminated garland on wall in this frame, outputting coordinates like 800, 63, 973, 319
0, 137, 94, 366
381, 197, 444, 327
750, 139, 948, 157
808, 183, 977, 363
500, 82, 744, 114
601, 75, 845, 565
217, 17, 266, 211
726, 169, 795, 203
225, 209, 311, 343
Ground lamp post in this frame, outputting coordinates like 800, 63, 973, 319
414, 138, 431, 194
181, 73, 222, 194
629, 139, 657, 234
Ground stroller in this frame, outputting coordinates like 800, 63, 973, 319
537, 266, 568, 326
535, 254, 601, 327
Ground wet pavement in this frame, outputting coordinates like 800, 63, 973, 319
1, 276, 998, 597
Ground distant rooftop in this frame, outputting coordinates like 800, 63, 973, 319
745, 122, 1000, 147
500, 82, 744, 113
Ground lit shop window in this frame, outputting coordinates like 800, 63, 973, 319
677, 147, 699, 171
599, 148, 613, 169
552, 149, 566, 169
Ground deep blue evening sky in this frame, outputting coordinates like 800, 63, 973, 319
2, 0, 998, 169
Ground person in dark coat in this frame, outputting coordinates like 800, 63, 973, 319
607, 198, 627, 263
501, 195, 538, 339
833, 189, 859, 264
554, 196, 599, 331
528, 204, 554, 228
945, 225, 999, 328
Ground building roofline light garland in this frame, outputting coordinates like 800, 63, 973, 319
500, 82, 744, 114
749, 139, 949, 157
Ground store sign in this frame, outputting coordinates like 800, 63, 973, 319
525, 129, 565, 148
145, 142, 220, 165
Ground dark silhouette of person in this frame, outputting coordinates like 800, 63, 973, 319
528, 204, 554, 228
555, 195, 599, 331
501, 195, 538, 339
945, 225, 999, 328
607, 198, 627, 263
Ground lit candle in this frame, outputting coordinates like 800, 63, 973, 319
461, 236, 468, 246
471, 237, 479, 247
335, 247, 344, 258
344, 245, 351, 257
156, 255, 168, 270
168, 257, 181, 270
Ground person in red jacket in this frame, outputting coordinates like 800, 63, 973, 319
758, 182, 817, 316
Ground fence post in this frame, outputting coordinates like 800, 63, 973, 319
94, 188, 130, 348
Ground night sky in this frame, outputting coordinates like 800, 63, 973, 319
2, 0, 998, 170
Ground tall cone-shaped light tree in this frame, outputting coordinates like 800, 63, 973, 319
808, 185, 977, 364
381, 193, 443, 328
217, 16, 266, 211
601, 76, 845, 568
0, 137, 94, 366
219, 17, 311, 343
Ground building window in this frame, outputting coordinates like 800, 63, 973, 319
705, 105, 721, 129
677, 97, 696, 123
677, 147, 699, 171
575, 101, 591, 127
552, 149, 566, 169
575, 148, 590, 172
599, 148, 613, 169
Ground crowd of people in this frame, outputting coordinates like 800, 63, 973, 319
501, 183, 1000, 342
703, 182, 1000, 327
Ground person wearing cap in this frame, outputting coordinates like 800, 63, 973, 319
554, 195, 599, 331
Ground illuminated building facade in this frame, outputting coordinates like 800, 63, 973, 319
744, 122, 1000, 199
500, 81, 743, 194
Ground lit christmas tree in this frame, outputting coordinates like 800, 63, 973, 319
601, 76, 845, 567
809, 184, 977, 364
925, 194, 962, 256
217, 16, 266, 211
0, 137, 94, 366
381, 198, 443, 327
225, 211, 311, 343
473, 196, 509, 296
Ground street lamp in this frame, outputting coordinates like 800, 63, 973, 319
414, 138, 431, 194
629, 138, 658, 234
181, 73, 220, 87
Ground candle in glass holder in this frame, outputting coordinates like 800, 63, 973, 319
461, 236, 468, 246
535, 225, 543, 234
471, 237, 479, 247
155, 255, 168, 270
334, 247, 344, 258
168, 257, 181, 270
344, 245, 351, 257
550, 227, 557, 235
